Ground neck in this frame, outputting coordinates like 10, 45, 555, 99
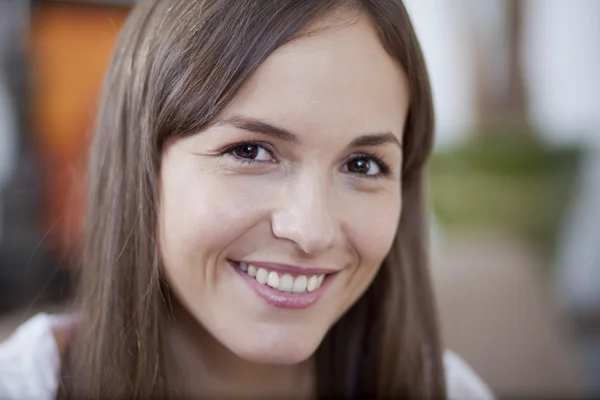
163, 302, 315, 398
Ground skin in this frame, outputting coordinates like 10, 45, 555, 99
158, 11, 410, 398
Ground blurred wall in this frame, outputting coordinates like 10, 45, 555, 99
405, 0, 600, 148
524, 0, 600, 146
30, 2, 129, 260
404, 1, 600, 396
0, 1, 26, 242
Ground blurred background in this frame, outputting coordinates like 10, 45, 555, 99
0, 0, 598, 397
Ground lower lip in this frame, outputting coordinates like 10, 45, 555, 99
229, 261, 333, 310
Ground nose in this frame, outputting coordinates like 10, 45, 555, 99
271, 173, 340, 255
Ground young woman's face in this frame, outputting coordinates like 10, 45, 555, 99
159, 13, 409, 364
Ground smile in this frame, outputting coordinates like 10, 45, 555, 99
229, 260, 336, 309
240, 262, 326, 293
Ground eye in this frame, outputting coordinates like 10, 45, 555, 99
342, 155, 388, 178
227, 143, 275, 163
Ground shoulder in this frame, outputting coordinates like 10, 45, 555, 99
0, 313, 74, 400
444, 350, 494, 400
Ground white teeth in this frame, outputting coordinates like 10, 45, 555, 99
279, 274, 294, 292
267, 271, 280, 289
307, 276, 318, 292
292, 275, 307, 293
256, 268, 268, 284
238, 262, 328, 294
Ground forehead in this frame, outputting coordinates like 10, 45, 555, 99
220, 12, 410, 144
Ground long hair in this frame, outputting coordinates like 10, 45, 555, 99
59, 0, 443, 398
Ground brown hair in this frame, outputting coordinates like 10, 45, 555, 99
59, 0, 444, 398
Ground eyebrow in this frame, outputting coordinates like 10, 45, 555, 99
214, 115, 402, 149
215, 115, 299, 143
348, 132, 402, 149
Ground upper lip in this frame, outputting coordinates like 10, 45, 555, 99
233, 260, 338, 276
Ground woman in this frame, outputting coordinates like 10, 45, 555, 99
0, 0, 493, 398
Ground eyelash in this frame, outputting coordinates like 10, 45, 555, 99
220, 141, 392, 179
220, 141, 276, 164
347, 152, 391, 179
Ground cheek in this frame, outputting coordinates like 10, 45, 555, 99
158, 164, 274, 274
322, 189, 400, 322
159, 181, 231, 269
344, 189, 401, 275
344, 191, 402, 304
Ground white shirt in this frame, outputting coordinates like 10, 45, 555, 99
0, 313, 494, 399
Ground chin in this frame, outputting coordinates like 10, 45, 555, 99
228, 332, 322, 365
236, 347, 314, 365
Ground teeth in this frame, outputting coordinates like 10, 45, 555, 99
292, 275, 307, 293
256, 268, 268, 284
267, 271, 280, 289
279, 274, 294, 292
307, 276, 318, 292
239, 263, 327, 294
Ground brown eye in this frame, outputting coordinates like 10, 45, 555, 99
233, 144, 259, 159
228, 142, 275, 162
344, 157, 381, 176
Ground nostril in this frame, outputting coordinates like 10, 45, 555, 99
271, 191, 339, 254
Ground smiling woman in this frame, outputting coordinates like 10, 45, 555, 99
0, 0, 493, 399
